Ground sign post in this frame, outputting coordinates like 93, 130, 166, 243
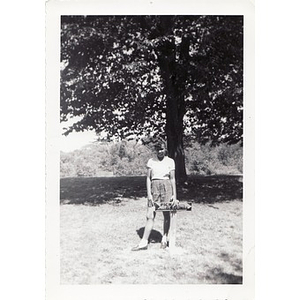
156, 202, 192, 250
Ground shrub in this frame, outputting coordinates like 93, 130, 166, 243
60, 140, 243, 177
185, 141, 243, 175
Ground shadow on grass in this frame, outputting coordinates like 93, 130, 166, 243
203, 252, 243, 284
178, 175, 243, 203
219, 252, 243, 273
60, 175, 242, 205
206, 267, 243, 284
136, 227, 163, 244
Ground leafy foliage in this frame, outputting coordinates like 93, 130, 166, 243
60, 141, 242, 178
61, 15, 243, 143
61, 16, 243, 178
60, 140, 152, 177
185, 141, 243, 175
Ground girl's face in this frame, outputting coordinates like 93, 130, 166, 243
157, 148, 166, 160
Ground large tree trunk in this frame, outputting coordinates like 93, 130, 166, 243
157, 38, 188, 182
166, 100, 187, 182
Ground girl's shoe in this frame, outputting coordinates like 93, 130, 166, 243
131, 244, 148, 251
160, 242, 168, 249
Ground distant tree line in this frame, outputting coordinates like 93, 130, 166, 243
60, 140, 242, 178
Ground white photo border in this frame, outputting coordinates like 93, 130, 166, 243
46, 1, 254, 299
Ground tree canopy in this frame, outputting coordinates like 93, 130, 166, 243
61, 15, 243, 180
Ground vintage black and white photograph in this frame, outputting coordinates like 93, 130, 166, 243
60, 14, 243, 284
46, 1, 254, 298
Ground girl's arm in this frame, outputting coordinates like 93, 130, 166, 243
146, 168, 153, 201
170, 169, 177, 201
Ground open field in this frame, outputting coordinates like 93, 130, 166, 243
60, 175, 243, 284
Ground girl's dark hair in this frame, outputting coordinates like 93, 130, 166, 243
154, 141, 167, 151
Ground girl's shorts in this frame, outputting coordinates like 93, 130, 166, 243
150, 179, 172, 205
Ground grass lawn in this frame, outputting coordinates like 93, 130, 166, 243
60, 175, 243, 284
